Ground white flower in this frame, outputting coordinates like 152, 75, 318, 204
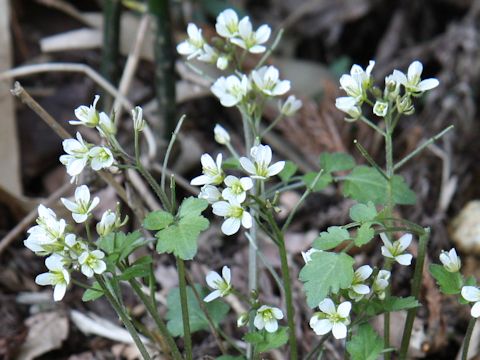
24, 205, 66, 254
59, 132, 91, 177
462, 286, 480, 318
339, 61, 375, 101
211, 75, 250, 107
191, 153, 224, 186
216, 9, 240, 38
373, 100, 389, 117
132, 106, 145, 132
252, 66, 290, 97
348, 265, 373, 301
35, 254, 70, 301
89, 146, 115, 171
373, 269, 391, 300
78, 249, 107, 278
177, 23, 205, 59
254, 305, 284, 333
97, 112, 116, 137
197, 43, 219, 63
204, 266, 232, 302
61, 185, 100, 223
380, 233, 413, 266
384, 74, 401, 100
216, 56, 229, 70
70, 95, 100, 127
240, 144, 285, 180
96, 210, 117, 236
199, 185, 222, 204
439, 248, 461, 273
309, 298, 351, 339
279, 95, 302, 116
230, 17, 271, 54
64, 233, 87, 260
301, 248, 322, 263
222, 175, 253, 203
391, 61, 439, 95
212, 198, 252, 235
214, 124, 231, 145
335, 96, 361, 121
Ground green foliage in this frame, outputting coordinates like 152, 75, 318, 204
349, 202, 377, 222
313, 226, 350, 250
299, 251, 354, 307
82, 281, 104, 302
243, 327, 289, 353
222, 157, 241, 170
154, 197, 209, 260
365, 296, 420, 316
143, 210, 174, 230
354, 223, 375, 247
166, 284, 229, 337
279, 161, 298, 182
429, 264, 463, 295
346, 324, 384, 360
343, 166, 416, 205
302, 172, 332, 192
320, 152, 355, 173
97, 231, 148, 264
216, 356, 245, 360
117, 256, 152, 281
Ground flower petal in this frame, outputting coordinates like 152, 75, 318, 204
206, 271, 222, 289
318, 298, 336, 315
312, 319, 332, 335
221, 217, 241, 235
395, 253, 413, 266
462, 286, 480, 302
204, 290, 222, 302
337, 301, 352, 317
332, 322, 347, 339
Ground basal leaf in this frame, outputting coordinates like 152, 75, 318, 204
346, 324, 383, 360
244, 327, 289, 353
320, 152, 355, 173
313, 226, 350, 250
299, 252, 354, 307
349, 202, 377, 222
143, 210, 174, 231
179, 197, 209, 218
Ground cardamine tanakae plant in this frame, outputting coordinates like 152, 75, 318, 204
24, 7, 476, 360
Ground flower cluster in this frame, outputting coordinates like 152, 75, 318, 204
24, 186, 127, 301
191, 144, 284, 235
335, 60, 439, 121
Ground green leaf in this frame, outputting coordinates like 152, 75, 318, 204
349, 202, 377, 222
279, 161, 298, 182
343, 166, 416, 205
365, 296, 420, 316
166, 284, 229, 337
143, 211, 174, 231
429, 264, 463, 295
117, 256, 152, 281
313, 226, 350, 250
299, 252, 354, 307
97, 231, 148, 264
346, 324, 383, 360
82, 281, 104, 302
302, 172, 333, 192
156, 197, 209, 260
243, 327, 289, 353
320, 152, 355, 173
222, 157, 240, 170
354, 223, 375, 247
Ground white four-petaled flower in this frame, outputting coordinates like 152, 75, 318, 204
191, 153, 224, 186
176, 23, 205, 59
212, 198, 252, 235
35, 254, 70, 301
462, 286, 480, 318
254, 305, 284, 333
24, 205, 66, 254
309, 298, 351, 339
391, 61, 439, 96
211, 75, 250, 107
380, 233, 413, 266
373, 99, 389, 117
89, 146, 115, 171
204, 266, 232, 302
222, 175, 253, 203
59, 132, 91, 178
335, 97, 362, 121
215, 9, 240, 39
279, 95, 302, 116
61, 185, 100, 223
439, 248, 461, 272
373, 269, 391, 300
78, 249, 107, 278
339, 61, 375, 101
240, 144, 285, 180
70, 95, 100, 127
348, 265, 373, 301
252, 66, 290, 97
230, 17, 271, 54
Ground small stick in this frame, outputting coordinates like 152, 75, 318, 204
0, 182, 73, 255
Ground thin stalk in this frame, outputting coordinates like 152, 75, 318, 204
128, 278, 183, 360
256, 29, 284, 69
261, 113, 284, 136
96, 275, 152, 360
461, 317, 476, 360
305, 334, 331, 360
137, 164, 172, 211
360, 116, 386, 136
394, 125, 454, 171
162, 115, 186, 191
176, 257, 192, 360
399, 228, 430, 359
354, 140, 389, 180
225, 141, 240, 160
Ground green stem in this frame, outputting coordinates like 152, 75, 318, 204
398, 228, 430, 359
394, 125, 454, 171
176, 257, 192, 360
96, 275, 152, 360
137, 163, 172, 211
162, 115, 186, 191
256, 29, 284, 69
128, 278, 183, 360
360, 116, 386, 136
354, 140, 389, 180
461, 317, 476, 360
261, 113, 284, 136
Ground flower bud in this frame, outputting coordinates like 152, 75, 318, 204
216, 56, 228, 70
96, 210, 117, 236
237, 313, 249, 327
279, 95, 302, 116
132, 106, 145, 132
396, 95, 414, 115
373, 100, 388, 117
214, 124, 230, 144
439, 248, 461, 272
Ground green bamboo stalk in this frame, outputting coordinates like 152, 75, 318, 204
148, 0, 177, 139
